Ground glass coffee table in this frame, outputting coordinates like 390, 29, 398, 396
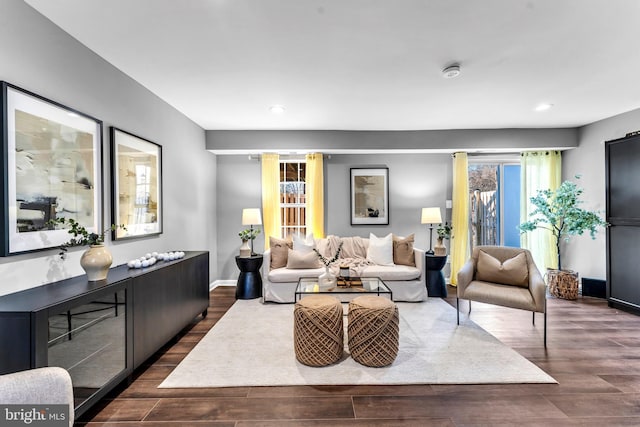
295, 276, 392, 302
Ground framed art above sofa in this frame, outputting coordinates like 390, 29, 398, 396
350, 167, 389, 225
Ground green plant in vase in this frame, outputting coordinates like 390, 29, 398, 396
434, 222, 453, 255
238, 227, 261, 256
47, 218, 125, 281
47, 217, 125, 257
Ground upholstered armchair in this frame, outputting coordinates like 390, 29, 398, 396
457, 245, 547, 346
0, 367, 74, 426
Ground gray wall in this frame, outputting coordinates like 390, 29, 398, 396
563, 107, 640, 280
207, 128, 578, 153
215, 152, 452, 280
0, 0, 217, 296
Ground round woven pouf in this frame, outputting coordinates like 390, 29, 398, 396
348, 295, 399, 367
293, 295, 344, 367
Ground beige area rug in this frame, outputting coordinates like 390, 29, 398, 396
159, 298, 556, 388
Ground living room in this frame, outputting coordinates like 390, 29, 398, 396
2, 0, 640, 425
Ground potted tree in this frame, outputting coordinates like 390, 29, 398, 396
519, 176, 608, 299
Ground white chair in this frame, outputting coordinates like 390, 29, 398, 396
0, 367, 74, 426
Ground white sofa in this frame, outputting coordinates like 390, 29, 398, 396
261, 235, 427, 303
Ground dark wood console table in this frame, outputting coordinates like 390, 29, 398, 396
0, 251, 209, 417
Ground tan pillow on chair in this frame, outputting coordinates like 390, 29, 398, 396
269, 236, 292, 269
476, 250, 529, 287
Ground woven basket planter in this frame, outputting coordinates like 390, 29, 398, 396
547, 269, 579, 300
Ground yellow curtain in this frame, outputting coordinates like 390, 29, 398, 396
450, 152, 470, 285
305, 153, 325, 238
520, 151, 562, 271
261, 153, 281, 249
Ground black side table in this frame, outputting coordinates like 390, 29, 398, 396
425, 254, 448, 297
235, 255, 263, 299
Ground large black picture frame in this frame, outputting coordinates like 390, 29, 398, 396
0, 81, 103, 256
110, 127, 163, 240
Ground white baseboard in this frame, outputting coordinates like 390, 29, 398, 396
210, 280, 236, 291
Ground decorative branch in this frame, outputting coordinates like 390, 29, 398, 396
313, 241, 343, 267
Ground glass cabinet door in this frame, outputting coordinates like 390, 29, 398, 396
48, 289, 126, 406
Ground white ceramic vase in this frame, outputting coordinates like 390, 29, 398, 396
80, 244, 113, 282
318, 265, 337, 287
239, 240, 251, 257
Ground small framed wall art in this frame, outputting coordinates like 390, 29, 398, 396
110, 127, 162, 240
0, 81, 102, 256
350, 167, 389, 225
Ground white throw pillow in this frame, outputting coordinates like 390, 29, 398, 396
292, 233, 315, 254
367, 233, 395, 266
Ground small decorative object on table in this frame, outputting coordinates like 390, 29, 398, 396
238, 228, 260, 258
435, 222, 453, 256
313, 241, 343, 287
338, 264, 352, 287
126, 251, 185, 269
47, 218, 125, 282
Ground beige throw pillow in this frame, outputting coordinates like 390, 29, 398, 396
392, 234, 416, 266
476, 250, 529, 287
286, 249, 322, 269
269, 236, 292, 269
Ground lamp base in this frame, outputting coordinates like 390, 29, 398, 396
426, 249, 435, 255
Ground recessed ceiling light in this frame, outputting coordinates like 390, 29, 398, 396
442, 64, 461, 79
269, 105, 285, 114
535, 103, 553, 112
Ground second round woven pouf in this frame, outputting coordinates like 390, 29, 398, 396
293, 295, 344, 367
348, 295, 399, 367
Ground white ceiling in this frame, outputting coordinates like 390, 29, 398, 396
25, 0, 640, 131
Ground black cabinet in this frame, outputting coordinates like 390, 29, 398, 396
0, 251, 209, 417
606, 134, 640, 313
131, 253, 209, 367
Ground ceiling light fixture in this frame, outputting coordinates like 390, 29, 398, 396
442, 64, 461, 79
535, 103, 553, 112
269, 105, 285, 114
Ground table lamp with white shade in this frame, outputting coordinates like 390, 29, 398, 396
421, 207, 442, 255
242, 208, 262, 256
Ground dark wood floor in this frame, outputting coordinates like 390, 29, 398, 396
77, 285, 640, 426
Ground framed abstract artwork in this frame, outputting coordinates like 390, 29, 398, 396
0, 82, 102, 256
110, 127, 162, 240
350, 167, 389, 225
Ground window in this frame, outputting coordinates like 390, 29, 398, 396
280, 160, 306, 238
468, 158, 521, 250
